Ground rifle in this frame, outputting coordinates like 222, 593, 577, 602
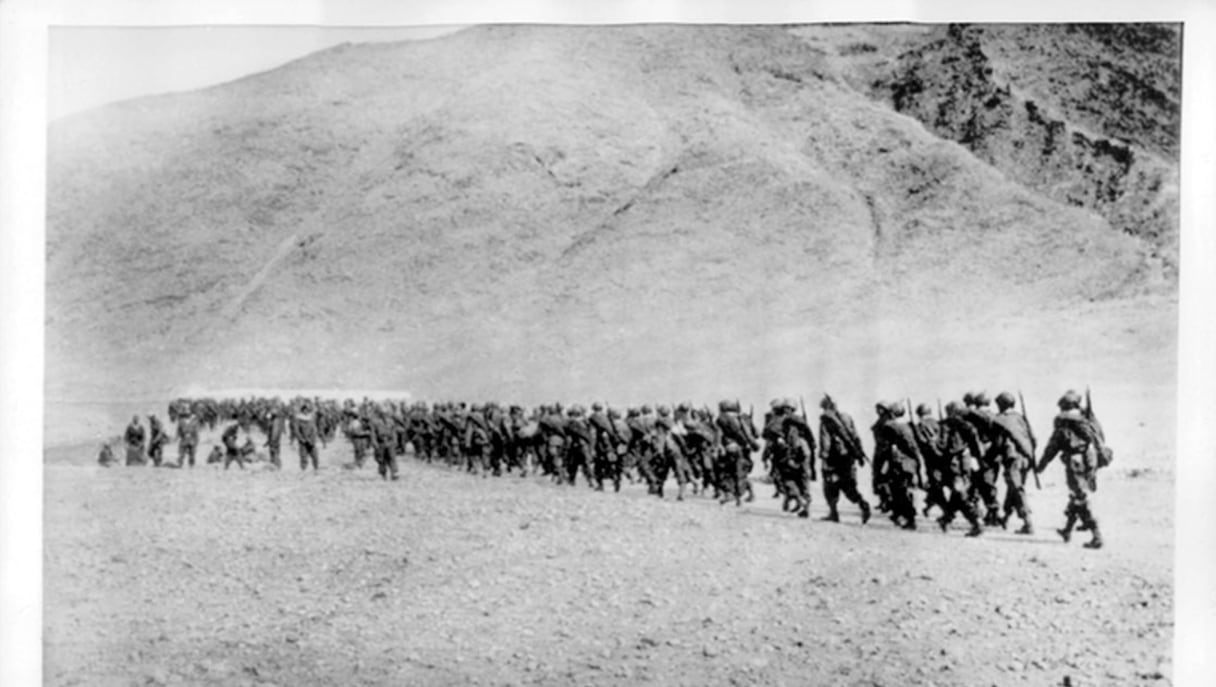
799, 396, 817, 481
822, 393, 868, 467
1018, 390, 1041, 490
937, 398, 944, 422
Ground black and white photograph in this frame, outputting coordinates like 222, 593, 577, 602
4, 1, 1216, 685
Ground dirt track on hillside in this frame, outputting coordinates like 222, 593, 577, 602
45, 444, 1172, 687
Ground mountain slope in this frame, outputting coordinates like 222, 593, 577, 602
45, 24, 1176, 419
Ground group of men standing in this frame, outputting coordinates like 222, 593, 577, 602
103, 388, 1111, 549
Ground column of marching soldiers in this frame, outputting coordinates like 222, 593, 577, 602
105, 388, 1112, 549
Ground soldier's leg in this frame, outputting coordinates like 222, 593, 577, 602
822, 474, 841, 520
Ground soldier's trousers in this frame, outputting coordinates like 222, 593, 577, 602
923, 469, 950, 514
224, 448, 246, 470
566, 444, 591, 486
940, 475, 981, 527
178, 442, 197, 468
778, 468, 809, 500
887, 471, 916, 524
299, 441, 319, 471
268, 442, 281, 468
353, 438, 370, 467
375, 445, 398, 480
1002, 459, 1032, 520
593, 447, 621, 491
823, 468, 865, 512
973, 462, 1001, 518
1064, 465, 1098, 529
716, 449, 741, 501
466, 442, 490, 475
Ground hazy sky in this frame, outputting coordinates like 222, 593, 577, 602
47, 25, 464, 120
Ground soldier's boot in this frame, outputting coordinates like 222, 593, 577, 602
744, 482, 755, 502
964, 519, 984, 537
937, 515, 952, 532
1057, 513, 1077, 543
1083, 522, 1103, 549
860, 500, 872, 525
676, 482, 686, 502
821, 508, 840, 523
1016, 517, 1034, 536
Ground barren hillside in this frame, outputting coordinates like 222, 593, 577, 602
45, 23, 1179, 443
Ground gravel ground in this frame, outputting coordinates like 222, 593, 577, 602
44, 444, 1172, 687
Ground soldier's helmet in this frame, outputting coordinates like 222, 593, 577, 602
916, 403, 932, 417
820, 395, 836, 411
889, 403, 906, 418
962, 392, 976, 407
657, 405, 671, 417
592, 402, 603, 412
945, 401, 962, 417
782, 397, 799, 411
1058, 390, 1082, 409
566, 406, 579, 417
627, 407, 640, 417
995, 392, 1016, 410
874, 402, 888, 415
607, 407, 620, 418
677, 402, 692, 414
973, 392, 991, 407
641, 404, 652, 414
718, 400, 732, 413
770, 398, 782, 409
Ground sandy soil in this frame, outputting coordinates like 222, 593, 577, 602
44, 434, 1172, 687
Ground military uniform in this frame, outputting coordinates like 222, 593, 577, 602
175, 412, 200, 468
463, 406, 493, 477
589, 404, 622, 491
1037, 391, 1105, 548
564, 407, 595, 487
910, 407, 948, 518
935, 403, 984, 536
652, 410, 693, 500
963, 393, 1002, 525
370, 410, 400, 480
873, 404, 923, 529
818, 399, 872, 523
294, 407, 321, 472
990, 393, 1035, 534
347, 413, 372, 468
265, 410, 285, 469
716, 402, 759, 506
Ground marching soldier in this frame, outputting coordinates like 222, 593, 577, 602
175, 406, 200, 468
1035, 390, 1106, 549
936, 401, 985, 537
294, 401, 322, 472
911, 404, 948, 518
716, 400, 759, 506
991, 392, 1036, 534
818, 396, 872, 524
264, 406, 285, 469
589, 402, 622, 491
963, 392, 1002, 526
873, 402, 924, 530
370, 406, 400, 481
